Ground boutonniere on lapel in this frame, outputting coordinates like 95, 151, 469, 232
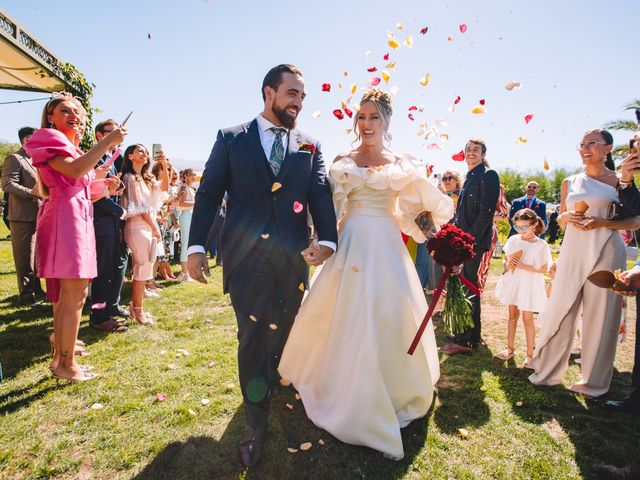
298, 143, 316, 155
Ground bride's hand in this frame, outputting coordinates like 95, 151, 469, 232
301, 242, 333, 266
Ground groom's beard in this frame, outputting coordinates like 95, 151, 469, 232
272, 102, 299, 130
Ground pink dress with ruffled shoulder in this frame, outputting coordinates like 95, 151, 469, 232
25, 128, 96, 302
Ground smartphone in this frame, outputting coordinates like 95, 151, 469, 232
630, 138, 638, 155
152, 143, 162, 161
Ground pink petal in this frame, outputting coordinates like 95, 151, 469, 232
524, 113, 535, 124
454, 96, 461, 104
156, 393, 167, 402
459, 23, 467, 33
369, 77, 381, 87
293, 201, 304, 214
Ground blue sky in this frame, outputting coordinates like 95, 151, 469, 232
0, 0, 637, 175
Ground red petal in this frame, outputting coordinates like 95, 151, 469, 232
408, 113, 415, 121
524, 113, 535, 124
454, 96, 461, 104
408, 105, 418, 111
479, 99, 485, 105
321, 83, 331, 92
367, 67, 377, 72
369, 77, 381, 87
420, 27, 429, 35
452, 150, 465, 161
332, 109, 344, 120
344, 108, 353, 118
459, 23, 467, 33
383, 53, 390, 60
427, 165, 434, 175
293, 201, 304, 214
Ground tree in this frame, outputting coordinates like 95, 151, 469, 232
0, 139, 20, 175
604, 98, 640, 160
497, 167, 581, 204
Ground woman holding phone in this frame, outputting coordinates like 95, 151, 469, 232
26, 92, 126, 383
121, 144, 169, 324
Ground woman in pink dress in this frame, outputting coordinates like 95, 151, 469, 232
26, 93, 126, 383
121, 144, 169, 324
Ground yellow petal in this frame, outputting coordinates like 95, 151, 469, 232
353, 104, 361, 112
269, 323, 278, 330
352, 266, 360, 272
225, 383, 235, 390
419, 74, 430, 86
404, 35, 414, 47
517, 136, 528, 144
261, 233, 270, 239
386, 61, 396, 70
440, 133, 449, 142
271, 182, 282, 192
471, 106, 486, 114
298, 282, 305, 292
337, 83, 343, 89
458, 428, 469, 438
388, 38, 400, 49
543, 158, 550, 170
381, 71, 390, 84
295, 393, 301, 400
287, 448, 298, 453
479, 385, 487, 392
188, 409, 197, 416
341, 100, 347, 110
312, 111, 322, 119
396, 22, 404, 30
350, 83, 357, 94
448, 35, 454, 41
300, 442, 313, 451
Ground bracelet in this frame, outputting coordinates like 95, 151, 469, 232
619, 179, 633, 189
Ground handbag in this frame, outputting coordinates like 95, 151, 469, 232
627, 230, 638, 261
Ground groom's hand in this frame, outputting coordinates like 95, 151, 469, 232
187, 252, 210, 284
301, 243, 333, 267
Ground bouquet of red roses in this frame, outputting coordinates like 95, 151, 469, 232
408, 224, 478, 355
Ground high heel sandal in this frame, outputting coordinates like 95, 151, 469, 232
52, 369, 98, 385
129, 303, 155, 325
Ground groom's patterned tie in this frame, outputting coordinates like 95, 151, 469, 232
269, 127, 287, 176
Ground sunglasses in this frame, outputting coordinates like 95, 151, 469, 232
513, 224, 532, 232
442, 176, 455, 181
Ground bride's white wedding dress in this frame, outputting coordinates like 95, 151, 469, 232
279, 154, 453, 459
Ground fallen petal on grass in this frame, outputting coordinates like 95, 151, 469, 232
300, 442, 313, 451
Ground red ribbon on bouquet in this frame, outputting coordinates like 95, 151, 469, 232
407, 269, 480, 356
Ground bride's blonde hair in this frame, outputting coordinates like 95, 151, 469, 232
352, 89, 393, 144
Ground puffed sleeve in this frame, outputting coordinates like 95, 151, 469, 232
147, 179, 169, 212
123, 173, 153, 217
502, 236, 515, 256
328, 156, 364, 219
25, 128, 82, 167
390, 154, 454, 243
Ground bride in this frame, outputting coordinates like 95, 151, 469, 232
278, 89, 453, 459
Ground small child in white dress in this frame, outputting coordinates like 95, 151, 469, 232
495, 208, 552, 368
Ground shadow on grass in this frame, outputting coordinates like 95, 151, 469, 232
0, 376, 55, 415
492, 361, 640, 480
134, 386, 432, 480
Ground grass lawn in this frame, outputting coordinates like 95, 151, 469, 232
0, 221, 638, 480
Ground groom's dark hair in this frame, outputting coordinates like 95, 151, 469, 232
262, 64, 303, 101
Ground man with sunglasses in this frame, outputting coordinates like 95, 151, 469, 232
508, 181, 547, 238
89, 119, 128, 333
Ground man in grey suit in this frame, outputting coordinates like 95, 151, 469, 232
1, 127, 44, 305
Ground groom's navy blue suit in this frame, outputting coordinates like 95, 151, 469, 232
189, 118, 338, 430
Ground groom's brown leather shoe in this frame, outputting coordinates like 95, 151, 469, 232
439, 342, 472, 355
239, 425, 266, 468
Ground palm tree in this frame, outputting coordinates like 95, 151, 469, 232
603, 99, 640, 160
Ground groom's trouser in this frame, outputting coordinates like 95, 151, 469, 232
633, 292, 640, 389
228, 237, 305, 431
453, 250, 484, 347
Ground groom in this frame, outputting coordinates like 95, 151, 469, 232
187, 64, 338, 467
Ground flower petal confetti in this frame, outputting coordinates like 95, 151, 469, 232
454, 96, 461, 105
344, 107, 353, 118
440, 133, 449, 142
201, 398, 210, 405
295, 393, 301, 400
383, 52, 390, 60
408, 105, 418, 111
388, 38, 400, 49
352, 266, 360, 272
261, 233, 270, 239
389, 86, 399, 95
396, 22, 404, 30
448, 35, 454, 41
517, 136, 528, 144
369, 77, 381, 87
286, 403, 294, 410
321, 83, 331, 92
419, 74, 431, 86
271, 182, 282, 192
543, 158, 550, 170
367, 67, 377, 72
386, 61, 396, 70
408, 113, 415, 121
167, 363, 178, 370
458, 428, 469, 438
337, 83, 343, 89
452, 150, 465, 161
312, 111, 322, 119
504, 81, 522, 91
459, 23, 468, 33
350, 83, 357, 94
364, 50, 372, 59
293, 201, 304, 213
319, 439, 325, 446
479, 99, 486, 105
404, 35, 414, 48
269, 323, 278, 330
287, 448, 298, 453
420, 26, 429, 34
300, 442, 313, 451
91, 403, 104, 410
381, 71, 390, 83
298, 282, 305, 292
515, 401, 524, 407
333, 109, 345, 120
435, 119, 449, 127
249, 315, 257, 322
188, 409, 197, 416
471, 106, 486, 114
524, 113, 535, 124
156, 393, 167, 402
208, 361, 216, 368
